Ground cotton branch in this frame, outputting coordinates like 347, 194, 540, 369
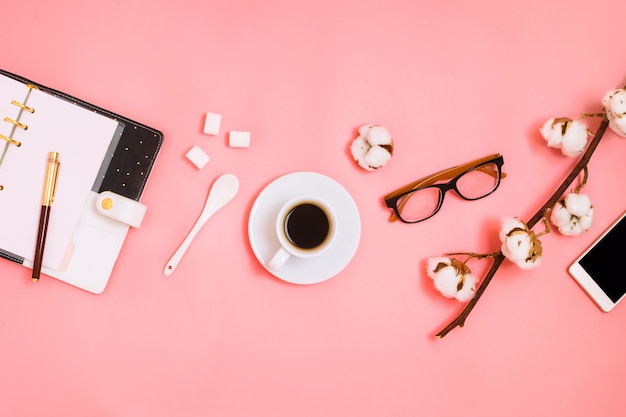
435, 114, 610, 339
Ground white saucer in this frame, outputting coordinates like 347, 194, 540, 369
248, 172, 361, 284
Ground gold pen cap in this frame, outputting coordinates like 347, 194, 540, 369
41, 151, 60, 206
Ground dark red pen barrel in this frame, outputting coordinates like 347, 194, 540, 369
32, 205, 51, 279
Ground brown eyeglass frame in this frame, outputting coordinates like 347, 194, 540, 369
384, 153, 506, 223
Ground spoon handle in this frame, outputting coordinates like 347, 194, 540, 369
163, 174, 239, 276
163, 218, 206, 276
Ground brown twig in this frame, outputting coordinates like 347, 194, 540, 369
435, 112, 610, 339
573, 166, 589, 194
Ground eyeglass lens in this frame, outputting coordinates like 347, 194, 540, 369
397, 161, 500, 222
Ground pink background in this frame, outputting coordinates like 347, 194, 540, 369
2, 1, 626, 416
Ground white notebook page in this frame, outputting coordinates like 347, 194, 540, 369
0, 75, 119, 270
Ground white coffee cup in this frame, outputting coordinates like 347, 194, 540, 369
268, 195, 338, 270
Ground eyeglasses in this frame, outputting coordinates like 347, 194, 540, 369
384, 153, 505, 224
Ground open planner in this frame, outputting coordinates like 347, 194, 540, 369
0, 69, 163, 293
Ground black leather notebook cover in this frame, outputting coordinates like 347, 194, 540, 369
0, 68, 163, 202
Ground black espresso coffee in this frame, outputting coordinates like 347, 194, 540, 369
284, 202, 331, 250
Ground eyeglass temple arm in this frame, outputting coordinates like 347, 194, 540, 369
385, 153, 505, 222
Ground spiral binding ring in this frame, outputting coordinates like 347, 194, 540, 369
1, 90, 37, 190
0, 134, 21, 147
3, 117, 27, 130
11, 100, 34, 113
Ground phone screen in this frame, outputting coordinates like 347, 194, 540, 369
578, 214, 626, 303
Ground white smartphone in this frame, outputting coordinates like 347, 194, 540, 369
569, 210, 626, 312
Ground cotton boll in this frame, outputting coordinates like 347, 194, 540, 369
432, 265, 462, 299
579, 209, 594, 230
501, 232, 533, 265
603, 88, 626, 137
550, 193, 594, 236
564, 192, 591, 217
611, 98, 626, 115
365, 145, 392, 169
560, 120, 589, 156
350, 124, 394, 171
563, 221, 584, 236
609, 116, 626, 137
455, 273, 477, 302
540, 118, 563, 148
358, 124, 371, 137
498, 217, 525, 243
551, 202, 581, 236
539, 118, 588, 156
366, 125, 392, 146
602, 89, 616, 112
603, 88, 626, 115
350, 135, 370, 169
426, 257, 450, 277
427, 257, 456, 298
558, 212, 593, 236
426, 257, 476, 301
499, 217, 542, 269
550, 202, 573, 228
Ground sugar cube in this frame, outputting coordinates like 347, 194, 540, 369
229, 131, 250, 148
203, 112, 222, 135
186, 145, 210, 169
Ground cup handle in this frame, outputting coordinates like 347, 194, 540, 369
268, 247, 291, 270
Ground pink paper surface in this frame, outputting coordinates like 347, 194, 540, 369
2, 1, 626, 416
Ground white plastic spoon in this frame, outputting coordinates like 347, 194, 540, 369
164, 174, 239, 276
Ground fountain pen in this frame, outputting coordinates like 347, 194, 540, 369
32, 151, 60, 282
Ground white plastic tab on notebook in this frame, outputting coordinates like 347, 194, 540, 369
96, 191, 147, 228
